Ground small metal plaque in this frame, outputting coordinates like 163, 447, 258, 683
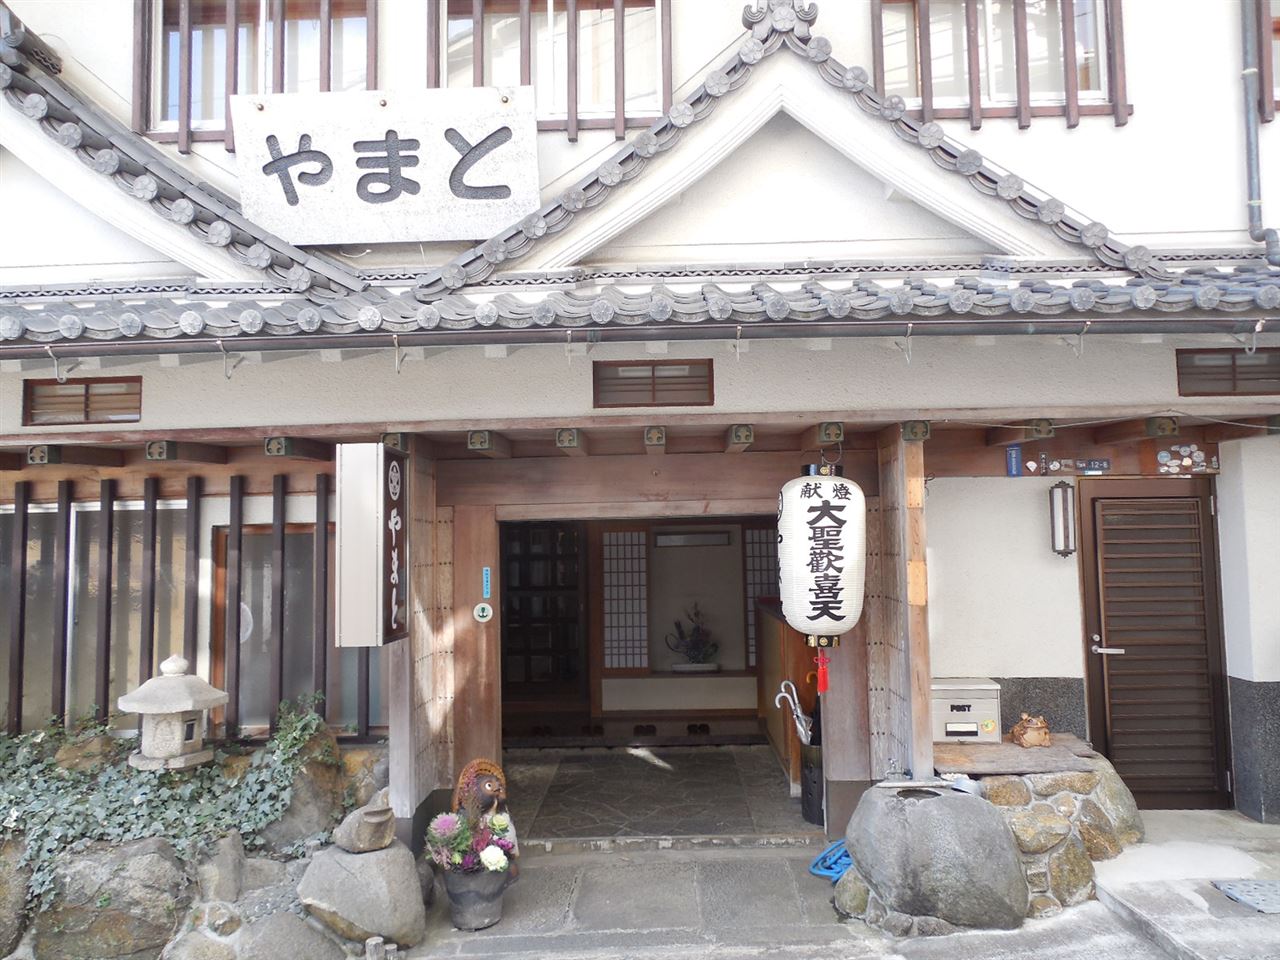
1214, 879, 1280, 914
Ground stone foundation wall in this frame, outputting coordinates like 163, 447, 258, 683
979, 755, 1144, 917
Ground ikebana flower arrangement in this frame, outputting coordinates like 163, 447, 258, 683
430, 758, 519, 930
665, 603, 720, 672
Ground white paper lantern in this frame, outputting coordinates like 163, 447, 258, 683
777, 473, 867, 637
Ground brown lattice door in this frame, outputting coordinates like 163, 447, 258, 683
1080, 478, 1232, 809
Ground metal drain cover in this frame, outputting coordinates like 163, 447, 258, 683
1214, 879, 1280, 914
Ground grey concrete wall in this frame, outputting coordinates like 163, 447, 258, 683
992, 677, 1088, 742
1229, 676, 1280, 824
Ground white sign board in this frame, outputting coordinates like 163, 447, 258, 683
230, 87, 540, 244
335, 442, 408, 647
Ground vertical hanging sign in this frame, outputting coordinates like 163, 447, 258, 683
336, 442, 409, 647
776, 468, 867, 647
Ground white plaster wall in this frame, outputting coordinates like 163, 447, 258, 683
648, 525, 746, 672
925, 477, 1085, 679
1216, 436, 1280, 684
3, 0, 1278, 274
4, 333, 1278, 438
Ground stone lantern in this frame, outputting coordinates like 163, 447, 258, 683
117, 655, 228, 770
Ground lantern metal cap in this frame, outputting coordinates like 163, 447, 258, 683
802, 463, 844, 477
117, 655, 229, 714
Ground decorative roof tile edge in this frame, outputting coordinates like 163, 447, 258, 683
412, 0, 1167, 303
0, 3, 366, 298
2, 272, 1277, 352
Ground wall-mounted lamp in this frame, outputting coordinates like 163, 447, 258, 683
1049, 480, 1077, 557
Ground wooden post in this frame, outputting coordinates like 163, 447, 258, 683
876, 426, 933, 781
452, 505, 501, 767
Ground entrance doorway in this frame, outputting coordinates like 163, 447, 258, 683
1078, 478, 1232, 809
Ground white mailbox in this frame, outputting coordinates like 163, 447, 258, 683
931, 678, 1001, 743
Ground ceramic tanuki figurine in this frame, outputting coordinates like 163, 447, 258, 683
1011, 713, 1052, 748
427, 759, 519, 931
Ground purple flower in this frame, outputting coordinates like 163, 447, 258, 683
428, 812, 461, 841
495, 838, 514, 853
460, 852, 479, 872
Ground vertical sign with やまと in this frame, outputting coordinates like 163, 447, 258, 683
336, 443, 409, 646
776, 468, 867, 645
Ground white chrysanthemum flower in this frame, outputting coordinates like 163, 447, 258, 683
479, 845, 509, 872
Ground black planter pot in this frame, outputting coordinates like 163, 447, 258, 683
443, 868, 512, 931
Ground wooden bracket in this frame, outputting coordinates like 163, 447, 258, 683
643, 426, 666, 455
380, 432, 411, 451
902, 420, 931, 442
26, 445, 125, 467
143, 440, 228, 464
263, 437, 334, 461
1093, 417, 1178, 446
800, 421, 844, 451
466, 430, 512, 459
555, 428, 589, 457
985, 419, 1054, 446
725, 424, 754, 454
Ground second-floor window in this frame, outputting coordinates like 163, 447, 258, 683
434, 0, 672, 140
872, 0, 1129, 128
139, 0, 377, 152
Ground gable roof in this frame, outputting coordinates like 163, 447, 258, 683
413, 0, 1161, 302
0, 3, 364, 296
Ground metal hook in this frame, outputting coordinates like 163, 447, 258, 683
1066, 320, 1091, 358
733, 324, 743, 361
393, 334, 406, 374
216, 339, 243, 381
1232, 318, 1265, 355
44, 345, 80, 384
819, 439, 844, 468
895, 322, 913, 364
565, 329, 573, 366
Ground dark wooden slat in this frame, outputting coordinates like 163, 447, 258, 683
366, 0, 378, 88
139, 477, 158, 683
567, 0, 579, 141
427, 0, 441, 86
1259, 0, 1275, 122
132, 0, 150, 135
224, 0, 238, 150
1104, 0, 1127, 126
357, 647, 371, 737
270, 474, 286, 730
6, 482, 29, 735
473, 0, 485, 86
177, 0, 193, 153
519, 0, 531, 85
613, 0, 625, 138
272, 0, 285, 93
1012, 0, 1030, 129
95, 479, 114, 723
1060, 0, 1079, 128
964, 0, 981, 129
225, 475, 244, 735
183, 476, 201, 664
660, 0, 672, 111
917, 0, 933, 122
870, 0, 885, 95
320, 0, 333, 92
50, 482, 72, 724
312, 473, 330, 698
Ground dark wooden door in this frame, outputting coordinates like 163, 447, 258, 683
499, 522, 587, 705
1080, 478, 1231, 809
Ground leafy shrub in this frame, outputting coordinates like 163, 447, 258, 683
0, 694, 330, 911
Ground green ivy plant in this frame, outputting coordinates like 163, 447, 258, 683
0, 694, 331, 912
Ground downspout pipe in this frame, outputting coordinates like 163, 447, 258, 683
1242, 0, 1280, 265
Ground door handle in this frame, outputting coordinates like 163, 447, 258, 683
1091, 644, 1125, 655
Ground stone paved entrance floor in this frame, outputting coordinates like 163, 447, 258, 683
408, 847, 1173, 960
504, 745, 818, 842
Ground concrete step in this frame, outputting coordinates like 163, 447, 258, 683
1097, 879, 1280, 960
520, 831, 827, 857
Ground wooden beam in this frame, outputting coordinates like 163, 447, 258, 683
50, 481, 72, 723
263, 437, 333, 461
139, 477, 158, 684
269, 475, 286, 732
725, 424, 754, 454
1201, 417, 1280, 442
313, 473, 330, 698
0, 453, 20, 471
144, 440, 229, 463
643, 426, 666, 455
1093, 417, 1178, 446
182, 476, 201, 664
800, 422, 844, 452
466, 430, 511, 459
985, 419, 1055, 446
5, 482, 28, 734
26, 445, 126, 467
225, 475, 244, 736
555, 428, 589, 457
95, 479, 114, 723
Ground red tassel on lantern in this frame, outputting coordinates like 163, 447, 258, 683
814, 652, 831, 695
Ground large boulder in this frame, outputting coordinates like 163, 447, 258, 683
341, 747, 390, 808
239, 912, 344, 960
53, 735, 119, 774
0, 837, 29, 957
196, 831, 245, 903
846, 785, 1029, 931
297, 841, 427, 947
1086, 757, 1145, 845
33, 837, 193, 960
258, 729, 344, 853
331, 787, 395, 854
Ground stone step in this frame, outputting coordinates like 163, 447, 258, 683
1096, 879, 1280, 960
520, 832, 827, 857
